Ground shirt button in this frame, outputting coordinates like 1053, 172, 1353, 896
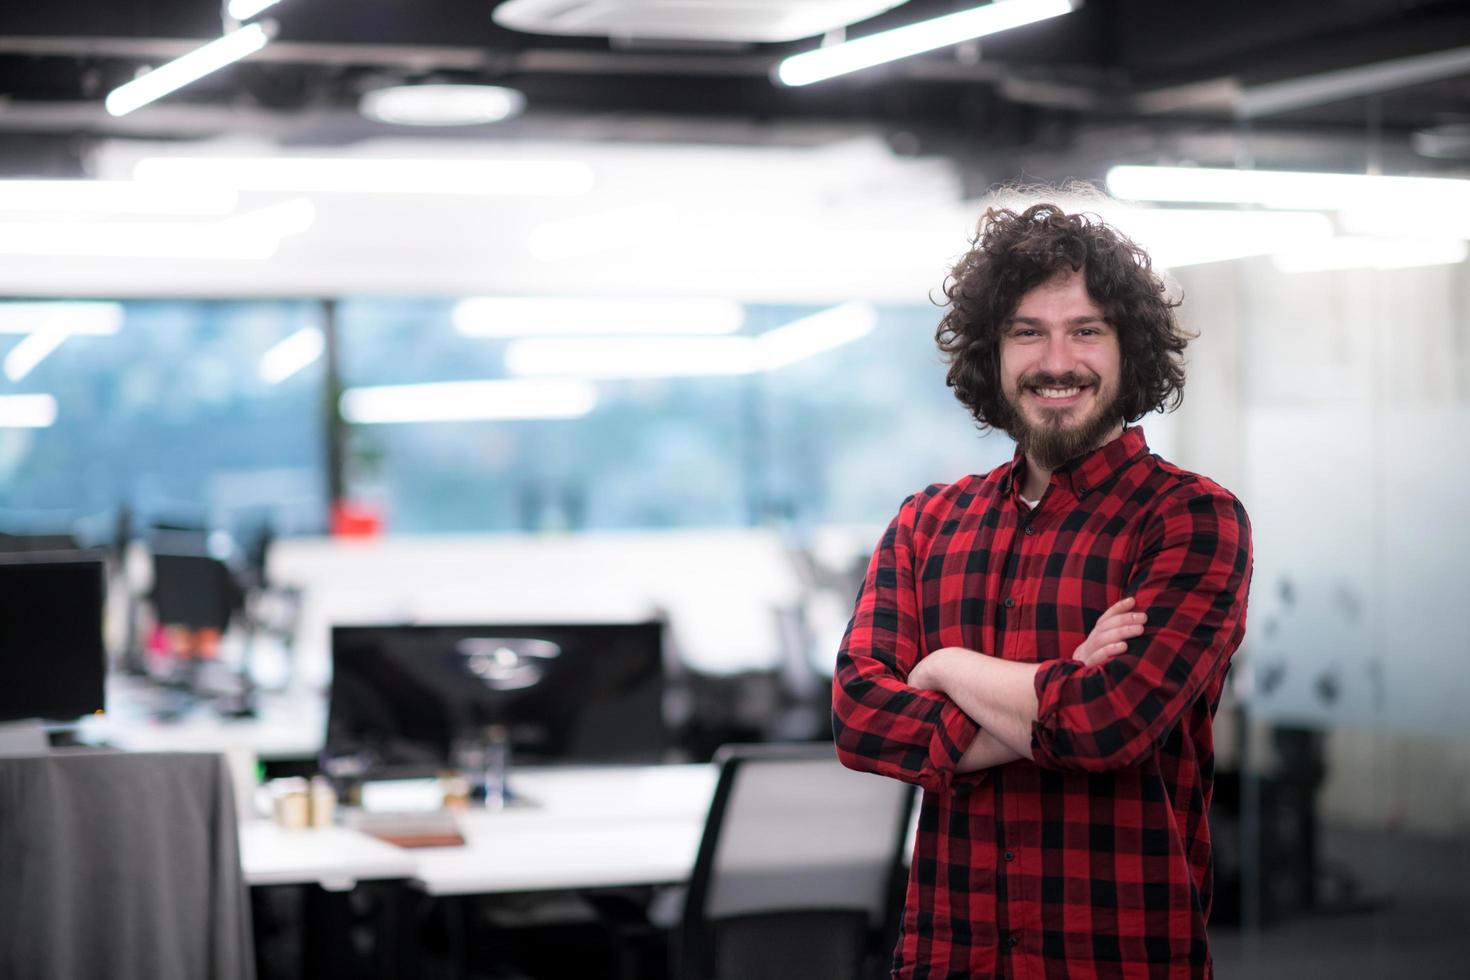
1023, 525, 1036, 536
1079, 485, 1091, 495
1003, 850, 1014, 862
1006, 934, 1019, 948
1003, 597, 1015, 609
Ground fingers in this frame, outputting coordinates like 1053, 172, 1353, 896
1077, 641, 1131, 668
1093, 597, 1141, 633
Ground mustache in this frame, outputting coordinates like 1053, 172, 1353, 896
1018, 370, 1099, 389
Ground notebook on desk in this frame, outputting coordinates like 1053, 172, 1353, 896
341, 807, 465, 849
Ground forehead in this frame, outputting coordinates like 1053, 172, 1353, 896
1009, 269, 1105, 321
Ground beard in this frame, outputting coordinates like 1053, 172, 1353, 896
999, 369, 1124, 471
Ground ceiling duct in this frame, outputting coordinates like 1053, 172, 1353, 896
491, 0, 908, 44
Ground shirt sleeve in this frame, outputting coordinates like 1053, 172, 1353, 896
832, 493, 980, 793
1030, 486, 1252, 772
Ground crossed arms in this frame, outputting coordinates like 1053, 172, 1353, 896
830, 487, 1252, 792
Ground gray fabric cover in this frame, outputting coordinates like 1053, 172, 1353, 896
0, 750, 256, 980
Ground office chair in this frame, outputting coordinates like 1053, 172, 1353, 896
674, 742, 915, 980
0, 750, 255, 980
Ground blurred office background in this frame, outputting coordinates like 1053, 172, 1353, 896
1, 1, 1468, 977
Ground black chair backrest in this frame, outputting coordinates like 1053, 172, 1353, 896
677, 742, 915, 980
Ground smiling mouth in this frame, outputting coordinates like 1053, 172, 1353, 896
1028, 384, 1090, 402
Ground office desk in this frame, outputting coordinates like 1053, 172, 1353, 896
412, 764, 716, 896
241, 823, 416, 890
240, 763, 718, 896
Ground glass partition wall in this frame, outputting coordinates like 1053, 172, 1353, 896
1171, 257, 1470, 977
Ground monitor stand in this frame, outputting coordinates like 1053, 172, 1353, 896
0, 719, 49, 757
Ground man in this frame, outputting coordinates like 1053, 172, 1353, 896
832, 202, 1252, 978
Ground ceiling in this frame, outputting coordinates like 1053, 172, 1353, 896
1, 1, 1468, 300
2, 0, 1469, 183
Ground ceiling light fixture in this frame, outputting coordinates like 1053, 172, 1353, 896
1272, 237, 1469, 274
1105, 165, 1470, 212
0, 303, 124, 382
0, 302, 125, 335
776, 0, 1078, 87
105, 21, 275, 117
227, 0, 284, 21
360, 83, 526, 127
753, 302, 877, 370
1100, 208, 1335, 268
0, 394, 59, 429
339, 379, 599, 424
503, 303, 877, 378
259, 326, 326, 384
453, 296, 744, 336
0, 180, 238, 216
132, 156, 595, 197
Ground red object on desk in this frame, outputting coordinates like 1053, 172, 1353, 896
330, 500, 383, 538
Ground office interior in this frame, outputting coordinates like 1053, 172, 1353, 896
1, 1, 1468, 977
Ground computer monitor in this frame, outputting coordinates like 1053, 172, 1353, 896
325, 621, 668, 777
0, 554, 106, 723
151, 552, 241, 631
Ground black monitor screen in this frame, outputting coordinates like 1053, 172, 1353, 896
0, 555, 106, 723
326, 621, 667, 776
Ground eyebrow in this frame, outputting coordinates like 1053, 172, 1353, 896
1005, 315, 1110, 326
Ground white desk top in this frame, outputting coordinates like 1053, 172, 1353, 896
239, 763, 719, 895
79, 677, 325, 761
240, 822, 417, 891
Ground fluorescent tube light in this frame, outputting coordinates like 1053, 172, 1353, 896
0, 180, 237, 216
339, 379, 598, 424
5, 330, 72, 382
227, 0, 283, 20
1102, 208, 1334, 268
105, 22, 274, 117
0, 303, 124, 381
1272, 237, 1469, 273
754, 302, 876, 370
259, 326, 325, 384
360, 84, 525, 127
1105, 165, 1470, 212
777, 0, 1077, 87
505, 337, 753, 378
0, 394, 58, 429
132, 156, 595, 197
504, 304, 877, 378
453, 297, 744, 337
0, 302, 124, 335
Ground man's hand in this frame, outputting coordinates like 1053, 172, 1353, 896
1072, 596, 1146, 667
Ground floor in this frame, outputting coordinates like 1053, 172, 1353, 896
1210, 827, 1470, 979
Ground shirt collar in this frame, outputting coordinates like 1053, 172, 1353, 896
1006, 426, 1149, 503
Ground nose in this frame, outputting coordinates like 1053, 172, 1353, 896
1039, 333, 1073, 376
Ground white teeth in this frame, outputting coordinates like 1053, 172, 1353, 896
1034, 386, 1081, 399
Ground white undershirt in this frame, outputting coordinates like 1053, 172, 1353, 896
1019, 494, 1041, 510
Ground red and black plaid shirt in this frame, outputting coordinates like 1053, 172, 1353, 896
833, 427, 1252, 979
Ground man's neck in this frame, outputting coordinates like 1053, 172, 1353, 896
1019, 423, 1125, 501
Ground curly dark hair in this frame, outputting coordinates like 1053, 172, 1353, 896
935, 202, 1189, 432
